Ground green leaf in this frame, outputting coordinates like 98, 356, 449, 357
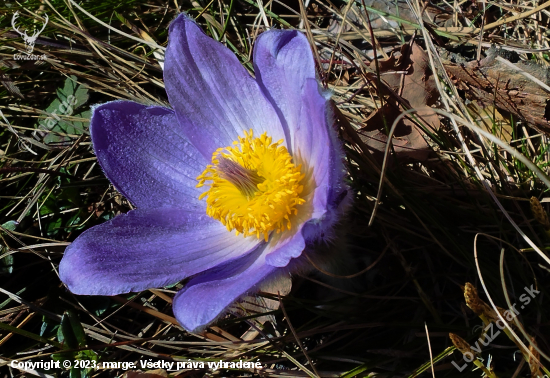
39, 199, 56, 216
36, 75, 90, 145
61, 75, 89, 108
67, 311, 87, 348
46, 217, 62, 236
58, 312, 79, 350
1, 220, 18, 231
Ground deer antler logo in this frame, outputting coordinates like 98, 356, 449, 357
11, 11, 49, 54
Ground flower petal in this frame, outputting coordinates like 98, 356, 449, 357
172, 238, 301, 331
91, 100, 206, 210
254, 31, 335, 178
59, 208, 262, 295
254, 32, 348, 185
265, 226, 306, 267
253, 30, 316, 153
254, 31, 350, 252
164, 15, 285, 159
297, 79, 345, 216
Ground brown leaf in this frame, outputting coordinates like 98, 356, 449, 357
403, 42, 439, 109
370, 41, 439, 111
360, 42, 439, 161
359, 102, 430, 161
372, 52, 398, 72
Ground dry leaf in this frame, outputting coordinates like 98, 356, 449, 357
373, 52, 398, 72
359, 102, 430, 161
359, 41, 440, 161
373, 41, 439, 112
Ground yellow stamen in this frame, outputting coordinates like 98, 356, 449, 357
196, 130, 306, 241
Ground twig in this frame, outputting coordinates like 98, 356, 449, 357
473, 0, 550, 34
424, 323, 436, 378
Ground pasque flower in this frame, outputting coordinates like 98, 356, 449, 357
59, 14, 350, 332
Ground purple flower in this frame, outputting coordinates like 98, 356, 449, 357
59, 14, 350, 332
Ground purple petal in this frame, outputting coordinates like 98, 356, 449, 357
164, 15, 285, 159
59, 208, 262, 295
172, 242, 282, 332
253, 31, 330, 179
254, 31, 350, 247
91, 101, 207, 210
253, 30, 316, 153
265, 228, 306, 267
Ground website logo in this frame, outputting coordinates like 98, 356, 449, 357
11, 11, 48, 60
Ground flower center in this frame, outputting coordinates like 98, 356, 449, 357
197, 130, 306, 241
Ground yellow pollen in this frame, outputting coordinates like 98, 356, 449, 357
196, 130, 306, 241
